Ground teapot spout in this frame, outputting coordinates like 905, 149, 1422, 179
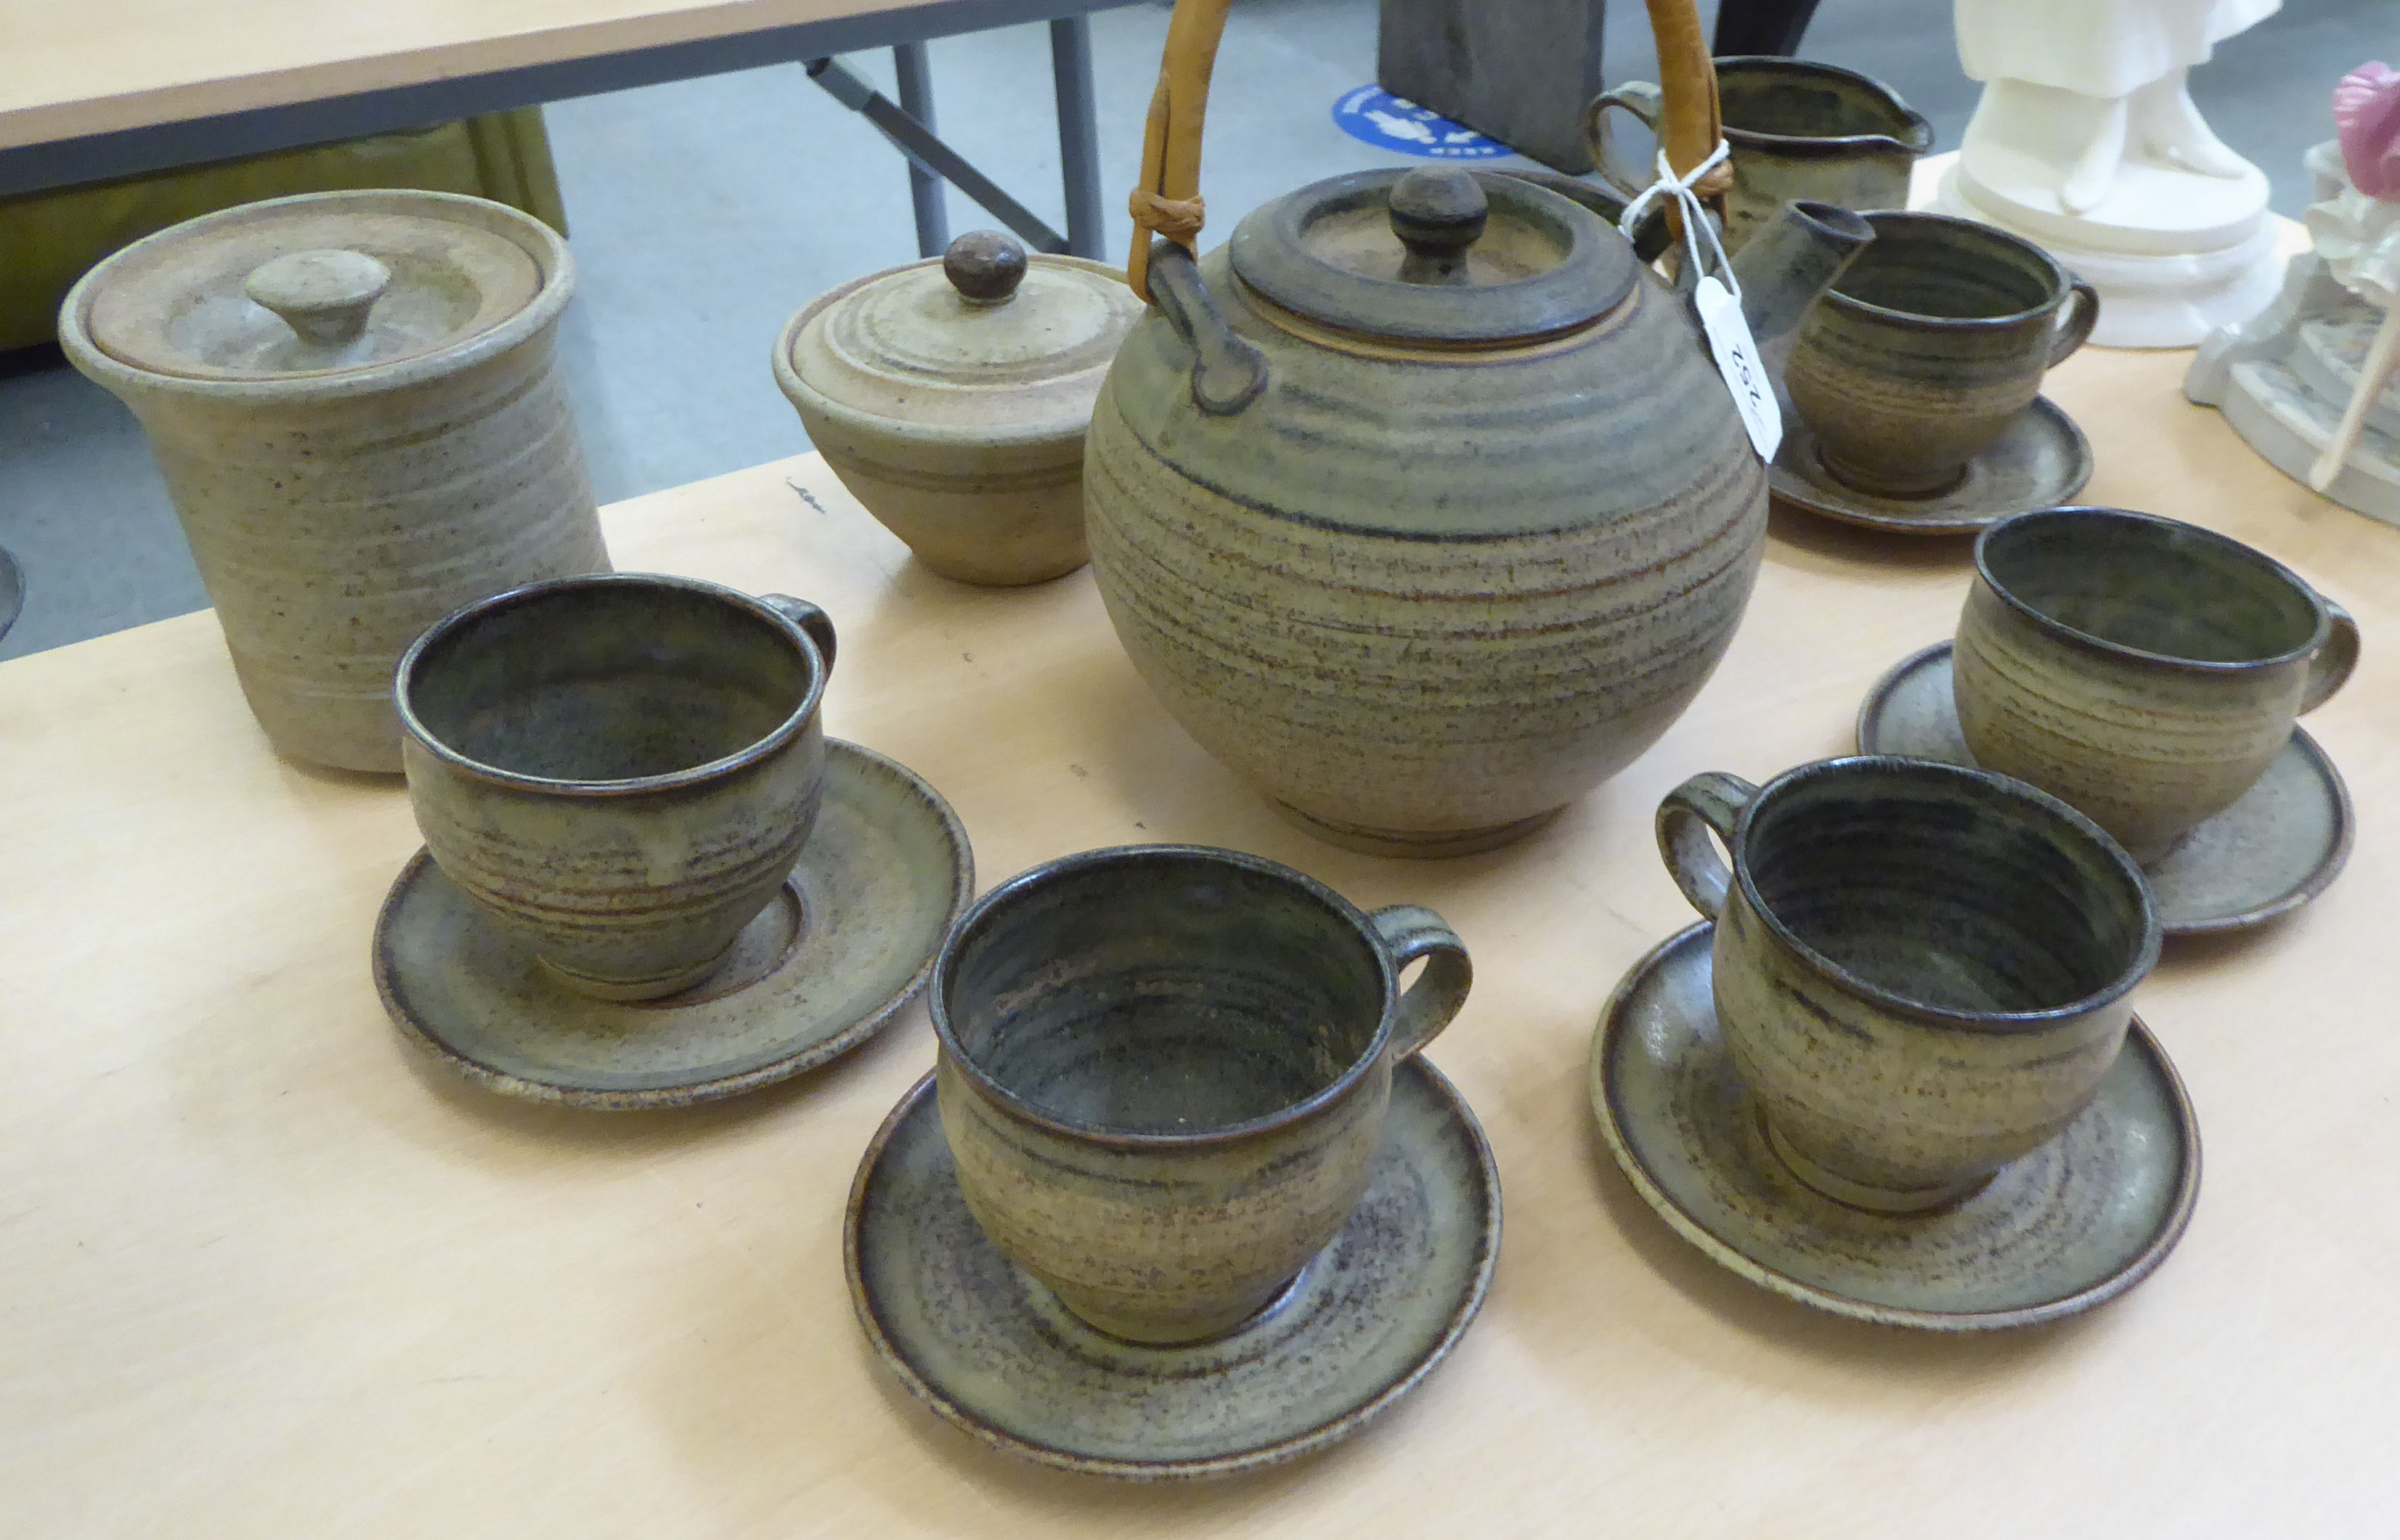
1728, 200, 1875, 367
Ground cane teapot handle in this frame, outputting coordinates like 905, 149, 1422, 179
1638, 0, 1728, 240
1126, 0, 1234, 302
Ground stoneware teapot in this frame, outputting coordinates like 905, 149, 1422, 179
1085, 0, 1874, 855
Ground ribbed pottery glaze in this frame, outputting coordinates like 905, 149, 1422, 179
129, 344, 601, 770
60, 193, 605, 773
1086, 248, 1767, 852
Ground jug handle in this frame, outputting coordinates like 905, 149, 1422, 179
1126, 0, 1234, 303
1145, 240, 1269, 416
1585, 83, 1666, 205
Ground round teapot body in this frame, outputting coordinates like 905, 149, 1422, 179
1086, 247, 1768, 855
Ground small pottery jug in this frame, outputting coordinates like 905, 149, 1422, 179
1087, 0, 1874, 855
776, 229, 1144, 587
1590, 56, 1934, 251
60, 190, 608, 773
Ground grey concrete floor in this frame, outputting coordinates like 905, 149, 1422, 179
0, 0, 2386, 659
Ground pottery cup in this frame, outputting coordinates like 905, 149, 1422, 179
1658, 757, 2159, 1212
1784, 211, 2099, 497
397, 573, 837, 1001
1954, 507, 2360, 865
932, 844, 1471, 1343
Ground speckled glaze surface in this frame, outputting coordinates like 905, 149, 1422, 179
1086, 232, 1768, 856
397, 574, 837, 1001
849, 1055, 1500, 1476
776, 237, 1142, 586
1861, 642, 2355, 934
1769, 394, 2091, 534
59, 190, 607, 772
1657, 758, 2160, 1211
1785, 211, 2099, 498
374, 738, 972, 1108
1590, 923, 2199, 1330
1953, 508, 2362, 865
930, 845, 1471, 1345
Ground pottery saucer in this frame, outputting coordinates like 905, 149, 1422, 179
1858, 642, 2355, 934
1590, 923, 2200, 1331
846, 1058, 1501, 1479
1769, 396, 2092, 535
373, 740, 973, 1109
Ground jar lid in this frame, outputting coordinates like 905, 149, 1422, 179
784, 231, 1144, 437
1227, 167, 1636, 344
78, 192, 550, 381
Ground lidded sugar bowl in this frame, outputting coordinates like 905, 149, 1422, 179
60, 189, 608, 773
775, 230, 1144, 586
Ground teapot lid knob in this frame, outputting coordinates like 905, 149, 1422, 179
1388, 169, 1489, 282
943, 229, 1028, 304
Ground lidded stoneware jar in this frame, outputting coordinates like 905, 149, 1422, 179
775, 230, 1143, 586
1086, 168, 1773, 855
60, 190, 608, 773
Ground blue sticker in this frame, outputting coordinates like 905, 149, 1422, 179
1332, 86, 1508, 160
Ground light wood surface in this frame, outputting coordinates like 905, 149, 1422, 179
3, 346, 2396, 1535
0, 0, 1000, 150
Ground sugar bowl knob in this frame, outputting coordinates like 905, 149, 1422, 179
943, 229, 1028, 305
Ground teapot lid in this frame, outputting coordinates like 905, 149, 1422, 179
76, 190, 556, 383
783, 230, 1144, 436
1228, 167, 1636, 344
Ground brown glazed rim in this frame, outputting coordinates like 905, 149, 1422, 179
1820, 210, 2075, 330
394, 571, 829, 797
1731, 757, 2161, 1032
930, 844, 1402, 1148
1976, 506, 2335, 672
1714, 56, 1937, 155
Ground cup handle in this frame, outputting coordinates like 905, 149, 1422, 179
2300, 596, 2360, 713
1583, 83, 1664, 203
1656, 771, 1759, 921
1367, 905, 1472, 1062
761, 594, 837, 675
2047, 279, 2101, 368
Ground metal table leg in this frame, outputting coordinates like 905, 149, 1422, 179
1049, 16, 1105, 260
892, 41, 948, 257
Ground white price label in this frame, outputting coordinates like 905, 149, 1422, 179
1693, 274, 1781, 463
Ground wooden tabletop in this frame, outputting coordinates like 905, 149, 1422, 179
3, 344, 2396, 1534
0, 0, 1071, 150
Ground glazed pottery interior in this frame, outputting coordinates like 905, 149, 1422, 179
1829, 217, 2057, 321
407, 584, 813, 781
1744, 767, 2149, 1015
1982, 511, 2321, 664
943, 854, 1385, 1133
1720, 66, 1913, 139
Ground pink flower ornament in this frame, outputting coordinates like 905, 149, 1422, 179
2335, 62, 2400, 199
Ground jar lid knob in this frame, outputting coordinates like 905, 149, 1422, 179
943, 229, 1028, 305
245, 249, 392, 347
1388, 169, 1488, 285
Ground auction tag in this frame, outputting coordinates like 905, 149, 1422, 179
1693, 274, 1781, 462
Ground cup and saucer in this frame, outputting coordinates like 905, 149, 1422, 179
1860, 509, 2357, 935
1590, 759, 2200, 1329
845, 846, 1501, 1478
372, 575, 974, 1109
1769, 211, 2097, 535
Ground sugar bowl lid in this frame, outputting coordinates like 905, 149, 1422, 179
781, 230, 1144, 438
1228, 166, 1636, 344
73, 190, 560, 383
